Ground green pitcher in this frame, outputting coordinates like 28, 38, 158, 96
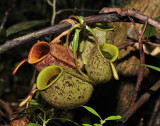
37, 65, 94, 109
86, 43, 119, 84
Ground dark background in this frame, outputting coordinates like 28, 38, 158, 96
1, 0, 159, 126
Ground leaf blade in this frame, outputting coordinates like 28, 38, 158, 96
82, 106, 101, 119
82, 124, 92, 126
6, 20, 48, 37
73, 29, 80, 57
128, 63, 160, 72
24, 123, 41, 126
104, 115, 122, 121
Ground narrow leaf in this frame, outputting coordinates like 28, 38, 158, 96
76, 16, 84, 25
142, 16, 160, 38
128, 63, 160, 72
48, 118, 79, 126
104, 115, 122, 121
155, 16, 160, 21
28, 99, 39, 106
85, 25, 96, 37
143, 24, 156, 38
85, 25, 98, 43
82, 124, 92, 126
82, 106, 101, 119
6, 20, 48, 37
24, 123, 41, 126
94, 123, 102, 126
73, 29, 80, 57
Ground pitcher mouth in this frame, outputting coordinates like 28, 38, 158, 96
28, 41, 50, 64
98, 43, 119, 62
37, 65, 63, 90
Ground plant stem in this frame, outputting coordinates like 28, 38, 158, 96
51, 0, 56, 25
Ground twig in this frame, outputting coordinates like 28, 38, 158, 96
46, 0, 57, 25
0, 12, 159, 54
118, 80, 160, 125
148, 94, 160, 126
118, 41, 134, 50
51, 0, 56, 25
0, 4, 15, 33
128, 16, 140, 38
46, 0, 53, 6
99, 7, 160, 30
118, 38, 160, 50
56, 9, 99, 15
0, 13, 127, 54
132, 20, 147, 104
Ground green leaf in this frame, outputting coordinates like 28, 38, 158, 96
85, 25, 98, 43
144, 24, 156, 38
142, 16, 160, 38
6, 20, 48, 37
128, 63, 160, 72
82, 106, 101, 119
155, 16, 160, 22
73, 29, 80, 57
24, 123, 41, 126
85, 25, 96, 37
82, 124, 92, 126
27, 99, 39, 106
93, 123, 102, 126
104, 115, 122, 121
47, 118, 79, 126
76, 16, 84, 25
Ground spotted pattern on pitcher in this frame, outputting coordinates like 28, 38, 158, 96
40, 71, 94, 109
86, 45, 113, 84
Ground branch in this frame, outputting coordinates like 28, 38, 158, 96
148, 94, 160, 126
100, 7, 160, 30
0, 4, 15, 33
0, 13, 130, 54
0, 9, 159, 54
131, 20, 147, 104
0, 99, 13, 120
118, 80, 160, 125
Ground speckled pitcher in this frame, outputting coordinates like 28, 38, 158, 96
86, 43, 119, 84
37, 65, 94, 109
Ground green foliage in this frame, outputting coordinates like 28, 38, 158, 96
24, 123, 41, 126
18, 98, 79, 126
67, 16, 98, 58
128, 63, 160, 72
83, 124, 93, 126
82, 106, 121, 126
104, 116, 122, 121
82, 106, 102, 120
6, 20, 48, 37
73, 29, 80, 57
142, 16, 160, 38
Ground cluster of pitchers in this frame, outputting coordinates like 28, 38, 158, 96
18, 40, 119, 109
